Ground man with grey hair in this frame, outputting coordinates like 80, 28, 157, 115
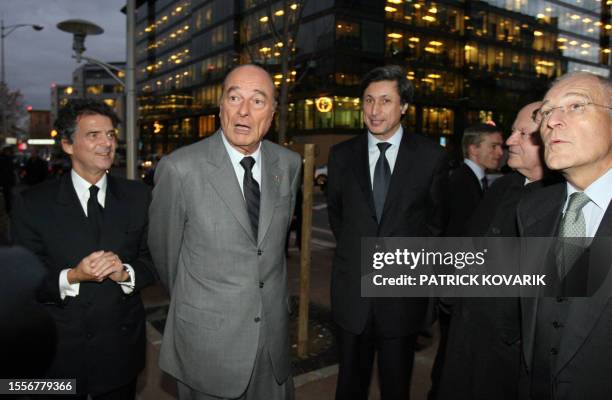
446, 123, 504, 236
517, 72, 612, 399
436, 101, 556, 400
149, 64, 301, 399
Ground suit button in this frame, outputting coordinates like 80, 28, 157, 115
550, 347, 558, 355
556, 297, 565, 303
86, 333, 93, 340
257, 249, 263, 256
552, 321, 563, 329
259, 281, 264, 288
491, 227, 501, 235
254, 317, 261, 323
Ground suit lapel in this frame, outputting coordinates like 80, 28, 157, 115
258, 141, 281, 246
380, 132, 418, 225
206, 131, 257, 244
556, 201, 612, 374
520, 184, 565, 371
350, 134, 376, 220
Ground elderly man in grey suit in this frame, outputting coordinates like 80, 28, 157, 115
149, 64, 301, 400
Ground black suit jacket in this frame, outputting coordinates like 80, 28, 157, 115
438, 172, 554, 400
11, 172, 156, 395
0, 246, 56, 378
327, 131, 449, 336
517, 181, 612, 400
446, 163, 483, 236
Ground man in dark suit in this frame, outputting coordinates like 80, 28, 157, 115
437, 101, 552, 400
11, 99, 156, 399
430, 122, 504, 399
446, 123, 504, 236
517, 72, 612, 400
327, 65, 449, 400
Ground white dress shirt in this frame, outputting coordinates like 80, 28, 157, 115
464, 158, 486, 190
367, 125, 403, 189
59, 170, 135, 299
563, 168, 612, 238
221, 130, 262, 196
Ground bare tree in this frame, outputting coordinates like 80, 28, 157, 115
0, 83, 27, 138
260, 0, 308, 145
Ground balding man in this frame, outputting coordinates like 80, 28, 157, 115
517, 72, 612, 399
436, 102, 559, 400
149, 64, 301, 399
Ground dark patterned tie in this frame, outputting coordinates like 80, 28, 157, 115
481, 176, 489, 192
88, 185, 103, 243
240, 156, 260, 239
373, 142, 392, 222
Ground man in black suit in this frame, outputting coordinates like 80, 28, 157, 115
446, 123, 504, 236
437, 101, 551, 400
517, 72, 612, 400
327, 65, 449, 400
430, 122, 504, 399
11, 99, 156, 399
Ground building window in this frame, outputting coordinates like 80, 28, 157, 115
422, 107, 454, 136
198, 115, 216, 137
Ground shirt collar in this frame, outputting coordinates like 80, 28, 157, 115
221, 129, 262, 167
71, 169, 107, 198
464, 158, 486, 181
566, 168, 612, 212
367, 125, 403, 150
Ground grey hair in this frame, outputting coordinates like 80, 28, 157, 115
552, 72, 612, 117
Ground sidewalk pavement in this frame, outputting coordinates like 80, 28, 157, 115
138, 242, 439, 400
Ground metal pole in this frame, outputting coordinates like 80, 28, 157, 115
297, 144, 315, 359
1, 19, 7, 140
125, 0, 137, 180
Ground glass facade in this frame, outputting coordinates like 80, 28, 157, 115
135, 0, 611, 157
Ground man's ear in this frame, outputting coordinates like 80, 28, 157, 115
401, 103, 409, 114
61, 139, 73, 156
467, 143, 478, 159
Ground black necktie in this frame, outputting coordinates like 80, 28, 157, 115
481, 176, 489, 192
87, 185, 103, 243
240, 157, 260, 239
373, 142, 392, 222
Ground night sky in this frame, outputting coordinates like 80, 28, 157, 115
2, 0, 126, 110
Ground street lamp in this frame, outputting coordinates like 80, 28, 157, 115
57, 4, 138, 180
1, 20, 43, 140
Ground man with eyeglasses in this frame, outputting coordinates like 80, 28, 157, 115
11, 99, 156, 399
516, 72, 612, 399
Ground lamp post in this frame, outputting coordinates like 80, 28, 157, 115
1, 19, 43, 140
57, 1, 138, 180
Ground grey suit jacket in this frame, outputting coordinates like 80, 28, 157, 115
517, 182, 612, 400
148, 131, 301, 397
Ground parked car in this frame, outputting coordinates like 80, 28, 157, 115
314, 165, 328, 192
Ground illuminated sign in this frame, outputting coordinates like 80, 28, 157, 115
315, 97, 333, 113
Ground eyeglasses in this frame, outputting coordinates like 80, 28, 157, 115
533, 102, 612, 123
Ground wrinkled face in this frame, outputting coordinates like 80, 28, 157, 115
362, 80, 408, 141
219, 65, 276, 154
540, 75, 612, 183
507, 103, 542, 173
470, 132, 504, 170
61, 114, 116, 182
